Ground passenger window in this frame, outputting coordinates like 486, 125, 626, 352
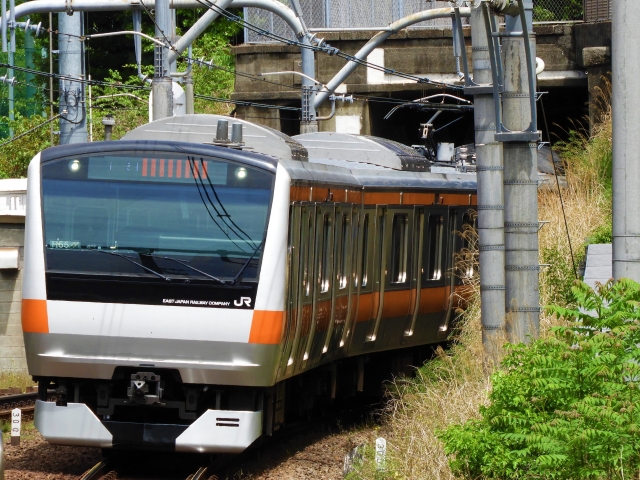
360, 214, 370, 287
426, 214, 444, 281
320, 213, 332, 293
390, 214, 409, 284
338, 214, 349, 290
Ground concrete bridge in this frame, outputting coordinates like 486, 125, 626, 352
231, 19, 612, 145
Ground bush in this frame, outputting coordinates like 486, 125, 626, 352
439, 279, 640, 480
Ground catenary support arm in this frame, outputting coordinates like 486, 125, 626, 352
3, 0, 304, 38
313, 7, 470, 109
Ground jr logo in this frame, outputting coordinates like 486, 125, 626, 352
234, 297, 252, 307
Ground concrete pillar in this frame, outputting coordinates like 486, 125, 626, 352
612, 0, 640, 281
317, 100, 370, 135
502, 10, 540, 342
185, 74, 195, 115
152, 0, 173, 121
469, 7, 505, 355
58, 12, 87, 144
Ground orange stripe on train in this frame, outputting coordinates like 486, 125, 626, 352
249, 310, 284, 344
22, 299, 49, 333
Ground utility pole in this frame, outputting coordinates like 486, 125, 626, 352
612, 0, 640, 282
500, 2, 540, 342
467, 5, 505, 356
300, 39, 317, 133
24, 27, 36, 115
7, 0, 15, 137
152, 0, 173, 120
58, 11, 87, 144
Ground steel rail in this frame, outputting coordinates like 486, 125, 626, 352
0, 391, 57, 421
78, 460, 111, 480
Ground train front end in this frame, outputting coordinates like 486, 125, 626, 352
22, 141, 289, 452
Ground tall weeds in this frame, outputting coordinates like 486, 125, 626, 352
349, 84, 613, 479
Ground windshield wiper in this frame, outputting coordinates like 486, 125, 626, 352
141, 253, 227, 285
95, 250, 171, 281
231, 239, 264, 285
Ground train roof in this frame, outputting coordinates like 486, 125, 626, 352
280, 158, 476, 191
122, 115, 430, 173
293, 132, 430, 172
121, 114, 308, 162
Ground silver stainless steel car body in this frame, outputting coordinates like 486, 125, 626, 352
23, 115, 477, 453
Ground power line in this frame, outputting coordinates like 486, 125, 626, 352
0, 112, 62, 148
194, 0, 462, 90
193, 93, 300, 111
0, 63, 305, 112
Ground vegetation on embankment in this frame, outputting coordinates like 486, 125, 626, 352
348, 86, 615, 479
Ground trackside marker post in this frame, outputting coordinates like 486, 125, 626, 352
375, 437, 386, 471
10, 408, 21, 446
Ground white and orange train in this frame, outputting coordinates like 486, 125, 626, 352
22, 115, 476, 453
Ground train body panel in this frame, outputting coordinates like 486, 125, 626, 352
23, 115, 477, 453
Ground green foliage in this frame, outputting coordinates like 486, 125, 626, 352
588, 221, 613, 245
89, 68, 150, 140
0, 114, 52, 177
540, 246, 584, 308
187, 15, 242, 113
439, 279, 640, 479
534, 0, 583, 21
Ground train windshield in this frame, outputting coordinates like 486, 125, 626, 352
41, 152, 274, 282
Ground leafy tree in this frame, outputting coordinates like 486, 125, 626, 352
439, 279, 640, 479
0, 114, 52, 177
534, 0, 583, 21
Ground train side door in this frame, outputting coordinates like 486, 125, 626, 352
410, 207, 449, 341
322, 204, 355, 358
276, 204, 303, 380
346, 208, 375, 354
404, 207, 425, 339
301, 203, 335, 370
438, 207, 460, 337
284, 204, 317, 376
339, 206, 361, 352
365, 206, 388, 344
371, 207, 415, 346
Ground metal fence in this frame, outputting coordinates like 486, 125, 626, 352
243, 0, 585, 44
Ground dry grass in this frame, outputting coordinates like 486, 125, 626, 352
350, 89, 613, 479
0, 370, 35, 391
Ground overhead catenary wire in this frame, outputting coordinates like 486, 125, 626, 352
193, 0, 463, 90
0, 63, 307, 112
2, 4, 470, 122
0, 112, 64, 147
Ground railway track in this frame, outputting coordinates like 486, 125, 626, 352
78, 455, 234, 480
0, 391, 57, 421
